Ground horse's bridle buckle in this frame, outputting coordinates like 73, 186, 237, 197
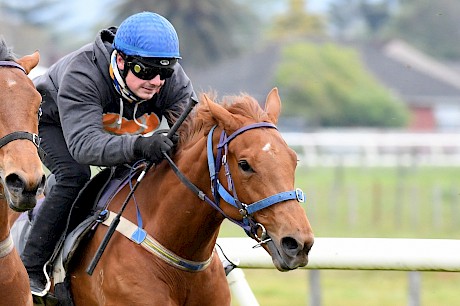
295, 188, 305, 203
32, 133, 41, 148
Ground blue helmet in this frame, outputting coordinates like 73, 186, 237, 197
113, 12, 181, 58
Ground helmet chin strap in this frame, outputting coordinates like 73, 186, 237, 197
109, 50, 144, 103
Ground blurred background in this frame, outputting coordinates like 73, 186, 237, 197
2, 0, 460, 305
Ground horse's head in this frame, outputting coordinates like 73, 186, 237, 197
0, 48, 46, 211
201, 88, 314, 271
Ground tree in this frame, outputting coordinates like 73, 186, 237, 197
1, 0, 262, 68
275, 42, 409, 127
112, 0, 261, 68
268, 0, 326, 40
328, 0, 396, 40
360, 0, 392, 34
387, 0, 460, 60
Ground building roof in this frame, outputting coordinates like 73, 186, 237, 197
358, 40, 460, 105
187, 39, 460, 108
186, 44, 281, 102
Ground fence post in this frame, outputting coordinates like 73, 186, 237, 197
408, 271, 421, 306
227, 268, 260, 306
432, 185, 442, 229
309, 269, 321, 306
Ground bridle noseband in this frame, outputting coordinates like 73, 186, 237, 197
0, 61, 44, 158
0, 131, 41, 151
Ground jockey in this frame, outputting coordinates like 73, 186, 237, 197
21, 12, 197, 295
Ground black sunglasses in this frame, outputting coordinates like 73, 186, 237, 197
125, 58, 175, 80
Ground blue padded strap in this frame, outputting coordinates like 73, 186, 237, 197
217, 183, 237, 207
207, 125, 218, 182
246, 189, 305, 214
217, 122, 277, 149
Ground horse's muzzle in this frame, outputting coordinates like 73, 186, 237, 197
4, 172, 46, 212
267, 235, 314, 271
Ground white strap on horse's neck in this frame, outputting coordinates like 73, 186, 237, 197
101, 210, 213, 272
0, 233, 14, 258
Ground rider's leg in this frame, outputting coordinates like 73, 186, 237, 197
20, 123, 91, 294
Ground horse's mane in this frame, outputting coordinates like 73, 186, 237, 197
0, 37, 16, 62
179, 92, 270, 146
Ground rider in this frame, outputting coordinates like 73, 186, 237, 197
21, 11, 197, 294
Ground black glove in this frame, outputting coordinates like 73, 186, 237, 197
134, 134, 174, 163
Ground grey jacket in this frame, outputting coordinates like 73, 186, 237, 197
34, 27, 196, 166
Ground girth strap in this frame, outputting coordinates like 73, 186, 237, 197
100, 210, 213, 272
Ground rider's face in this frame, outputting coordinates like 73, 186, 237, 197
116, 54, 164, 100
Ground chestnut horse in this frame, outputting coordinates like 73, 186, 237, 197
69, 88, 314, 305
0, 39, 46, 306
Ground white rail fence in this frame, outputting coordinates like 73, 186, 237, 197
217, 237, 460, 306
282, 131, 460, 167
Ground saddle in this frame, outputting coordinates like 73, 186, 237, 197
11, 164, 144, 306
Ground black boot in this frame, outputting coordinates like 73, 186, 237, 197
20, 198, 71, 296
29, 271, 47, 295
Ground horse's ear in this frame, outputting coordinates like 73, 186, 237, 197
203, 94, 239, 131
265, 87, 281, 125
16, 51, 40, 75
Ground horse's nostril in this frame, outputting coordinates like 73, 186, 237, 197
282, 237, 299, 250
39, 174, 47, 190
5, 173, 25, 192
281, 237, 301, 257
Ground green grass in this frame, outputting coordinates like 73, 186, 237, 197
219, 166, 460, 306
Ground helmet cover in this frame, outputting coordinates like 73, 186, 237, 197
113, 12, 180, 58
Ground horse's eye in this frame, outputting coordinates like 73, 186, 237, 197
238, 160, 253, 172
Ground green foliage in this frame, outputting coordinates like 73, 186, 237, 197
275, 42, 409, 127
268, 0, 326, 40
387, 0, 460, 60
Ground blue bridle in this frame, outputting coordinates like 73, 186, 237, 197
164, 121, 306, 243
206, 122, 306, 240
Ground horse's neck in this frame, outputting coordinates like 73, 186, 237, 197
142, 137, 224, 260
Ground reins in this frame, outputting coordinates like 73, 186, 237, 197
86, 96, 199, 275
87, 98, 306, 275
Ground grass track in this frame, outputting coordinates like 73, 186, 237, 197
220, 166, 460, 305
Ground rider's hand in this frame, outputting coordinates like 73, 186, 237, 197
134, 134, 173, 163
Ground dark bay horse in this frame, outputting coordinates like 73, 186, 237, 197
69, 88, 314, 305
0, 39, 46, 306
